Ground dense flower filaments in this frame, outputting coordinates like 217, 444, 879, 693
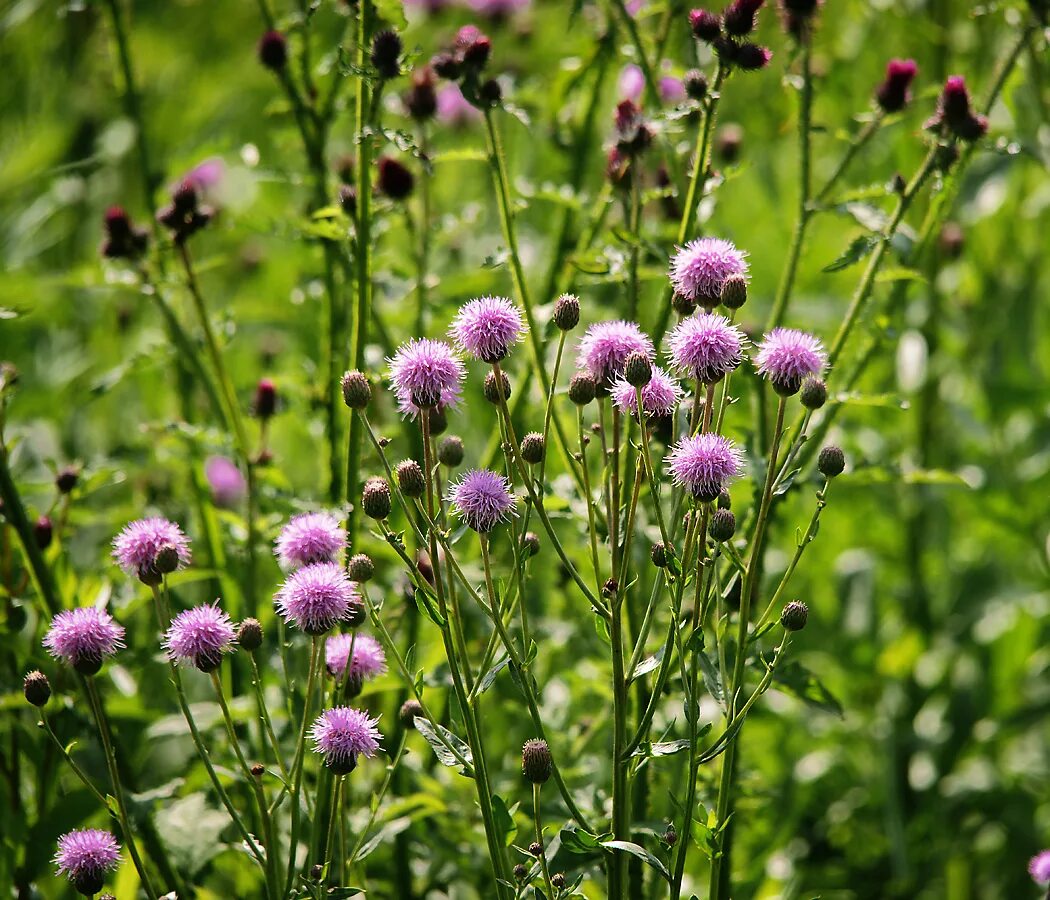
667, 433, 744, 501
325, 633, 388, 687
112, 517, 191, 583
576, 320, 655, 388
275, 511, 346, 569
275, 562, 358, 635
611, 367, 682, 417
1029, 850, 1050, 885
668, 311, 746, 383
311, 706, 382, 774
163, 602, 236, 672
754, 327, 827, 395
44, 607, 125, 675
54, 829, 121, 896
670, 238, 749, 309
388, 338, 466, 415
448, 468, 516, 532
450, 296, 526, 363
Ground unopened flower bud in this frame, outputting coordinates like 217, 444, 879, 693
438, 436, 465, 468
650, 541, 668, 568
520, 433, 545, 465
34, 516, 53, 550
513, 863, 529, 881
522, 531, 540, 557
338, 185, 357, 217
377, 156, 414, 200
553, 293, 580, 331
341, 370, 371, 410
251, 763, 265, 779
400, 699, 424, 728
624, 351, 653, 387
690, 8, 722, 42
552, 873, 566, 889
258, 30, 288, 71
347, 553, 374, 583
817, 445, 845, 478
521, 738, 553, 784
709, 508, 736, 542
253, 378, 277, 419
396, 460, 426, 499
431, 52, 461, 80
663, 823, 678, 847
371, 30, 402, 80
781, 599, 809, 631
478, 78, 503, 107
717, 487, 732, 510
483, 370, 512, 405
684, 70, 708, 101
346, 600, 367, 628
568, 373, 596, 406
23, 670, 51, 707
237, 618, 264, 651
155, 544, 180, 575
800, 376, 827, 410
406, 67, 438, 120
529, 841, 543, 857
672, 293, 697, 316
722, 0, 763, 36
362, 477, 392, 520
720, 274, 748, 309
602, 578, 618, 598
56, 467, 79, 495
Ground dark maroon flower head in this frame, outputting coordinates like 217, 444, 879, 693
371, 30, 402, 80
927, 75, 988, 141
689, 8, 722, 42
253, 378, 278, 419
875, 58, 918, 113
377, 156, 415, 200
455, 26, 492, 71
157, 181, 212, 245
101, 206, 149, 260
258, 30, 288, 71
406, 67, 438, 120
722, 0, 765, 36
605, 146, 632, 189
778, 0, 821, 38
613, 99, 653, 155
720, 39, 772, 70
431, 52, 461, 80
34, 515, 53, 550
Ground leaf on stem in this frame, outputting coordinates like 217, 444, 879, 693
414, 717, 474, 770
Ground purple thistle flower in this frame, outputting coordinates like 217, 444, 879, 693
388, 338, 466, 416
311, 705, 383, 774
448, 468, 516, 533
112, 516, 191, 578
43, 607, 125, 675
667, 433, 744, 502
611, 367, 683, 417
275, 562, 358, 635
205, 456, 246, 509
54, 828, 121, 896
669, 238, 749, 308
325, 633, 388, 683
754, 327, 827, 395
1030, 850, 1050, 884
450, 296, 527, 363
275, 511, 346, 570
576, 320, 655, 388
667, 311, 746, 383
620, 64, 645, 101
163, 602, 236, 672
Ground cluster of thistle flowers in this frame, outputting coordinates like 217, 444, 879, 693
26, 509, 389, 894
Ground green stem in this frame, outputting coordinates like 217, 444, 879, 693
347, 731, 408, 865
533, 782, 556, 897
283, 637, 321, 894
248, 652, 289, 780
38, 713, 108, 807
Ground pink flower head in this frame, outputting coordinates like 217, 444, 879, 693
875, 58, 918, 113
43, 607, 125, 674
325, 633, 387, 683
112, 517, 191, 579
611, 367, 683, 417
388, 338, 465, 416
576, 320, 655, 389
926, 74, 987, 141
670, 237, 749, 308
668, 311, 746, 383
754, 327, 827, 395
275, 562, 359, 635
448, 468, 516, 532
450, 296, 527, 363
667, 433, 744, 501
619, 64, 645, 101
659, 76, 686, 104
54, 829, 121, 894
1030, 850, 1050, 885
311, 706, 382, 773
163, 602, 236, 672
437, 84, 481, 126
275, 511, 346, 570
205, 456, 245, 509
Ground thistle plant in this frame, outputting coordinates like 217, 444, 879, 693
3, 0, 1047, 898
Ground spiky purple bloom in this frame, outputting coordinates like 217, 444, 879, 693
667, 433, 744, 502
275, 511, 346, 570
388, 338, 466, 416
1030, 851, 1050, 884
275, 562, 358, 635
448, 468, 516, 533
668, 311, 746, 383
670, 238, 749, 307
611, 367, 683, 417
311, 706, 383, 774
450, 296, 527, 363
54, 829, 121, 895
325, 633, 388, 682
112, 516, 191, 579
754, 327, 827, 395
576, 320, 655, 388
163, 602, 236, 672
43, 607, 125, 674
205, 456, 245, 509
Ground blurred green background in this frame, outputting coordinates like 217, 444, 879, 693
2, 0, 1049, 897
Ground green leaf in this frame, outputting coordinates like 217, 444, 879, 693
697, 650, 724, 708
414, 717, 473, 769
823, 234, 879, 273
876, 266, 927, 284
373, 0, 408, 29
492, 794, 518, 847
154, 793, 231, 876
769, 660, 844, 717
560, 825, 608, 855
601, 840, 671, 881
412, 586, 447, 627
630, 649, 664, 682
631, 738, 691, 759
475, 653, 511, 695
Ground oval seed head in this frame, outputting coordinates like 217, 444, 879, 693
817, 445, 845, 478
781, 600, 809, 632
521, 738, 553, 784
347, 553, 375, 583
396, 460, 426, 499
